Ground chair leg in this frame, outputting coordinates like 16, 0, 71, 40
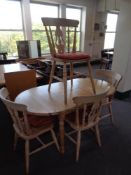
50, 129, 60, 151
108, 102, 114, 124
105, 63, 108, 69
100, 61, 103, 69
59, 113, 65, 154
48, 60, 56, 91
76, 131, 81, 161
14, 132, 18, 151
63, 63, 67, 104
87, 61, 96, 94
70, 62, 73, 88
25, 140, 30, 175
95, 124, 101, 147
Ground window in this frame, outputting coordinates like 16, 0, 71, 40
104, 13, 118, 49
0, 1, 82, 57
30, 3, 58, 54
0, 0, 24, 56
30, 4, 82, 54
66, 7, 82, 51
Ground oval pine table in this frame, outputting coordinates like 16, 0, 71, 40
15, 78, 110, 153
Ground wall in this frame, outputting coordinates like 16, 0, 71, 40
91, 0, 121, 59
112, 0, 131, 92
97, 0, 121, 12
91, 12, 106, 59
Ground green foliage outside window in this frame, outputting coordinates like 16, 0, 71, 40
66, 31, 80, 51
32, 31, 50, 54
0, 31, 24, 56
0, 30, 80, 56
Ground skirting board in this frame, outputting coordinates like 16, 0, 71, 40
115, 90, 131, 100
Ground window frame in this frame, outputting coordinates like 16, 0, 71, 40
30, 1, 59, 31
30, 2, 82, 54
30, 2, 59, 55
65, 5, 82, 51
104, 12, 118, 49
0, 0, 24, 56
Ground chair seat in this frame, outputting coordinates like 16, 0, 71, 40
54, 52, 91, 61
28, 115, 54, 128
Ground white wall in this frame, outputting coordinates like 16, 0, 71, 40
91, 12, 107, 58
97, 0, 121, 12
92, 0, 121, 60
112, 0, 131, 92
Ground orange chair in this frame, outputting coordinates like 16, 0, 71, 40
41, 17, 95, 104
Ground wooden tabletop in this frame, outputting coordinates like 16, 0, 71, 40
15, 78, 110, 116
0, 62, 42, 86
15, 77, 110, 153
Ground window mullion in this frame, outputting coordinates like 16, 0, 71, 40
21, 0, 32, 40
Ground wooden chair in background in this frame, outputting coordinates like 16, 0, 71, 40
0, 52, 17, 64
41, 17, 95, 104
100, 49, 114, 69
0, 52, 8, 60
100, 57, 111, 70
95, 69, 122, 123
0, 87, 59, 174
65, 92, 107, 161
4, 69, 37, 101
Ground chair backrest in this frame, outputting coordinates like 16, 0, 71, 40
95, 69, 122, 89
41, 17, 79, 56
4, 69, 37, 101
72, 92, 107, 128
0, 87, 31, 135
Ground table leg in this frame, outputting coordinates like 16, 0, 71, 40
59, 112, 65, 154
48, 60, 56, 91
88, 61, 96, 94
63, 63, 67, 104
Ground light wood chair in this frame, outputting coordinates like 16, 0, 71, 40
4, 69, 37, 101
41, 17, 95, 104
100, 57, 111, 70
0, 87, 59, 175
100, 49, 113, 69
95, 69, 122, 123
65, 92, 107, 161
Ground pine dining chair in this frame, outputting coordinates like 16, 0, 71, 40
0, 87, 59, 175
41, 17, 96, 104
65, 92, 107, 161
95, 69, 122, 123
